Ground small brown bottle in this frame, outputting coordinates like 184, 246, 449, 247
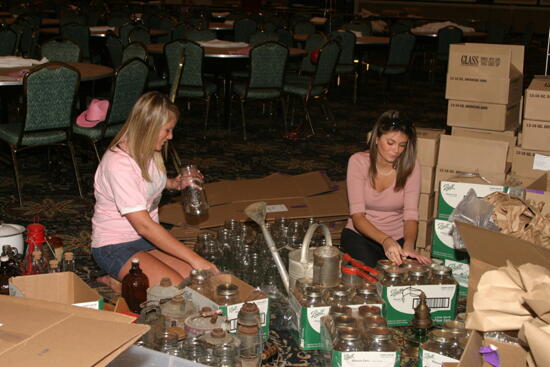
121, 258, 150, 314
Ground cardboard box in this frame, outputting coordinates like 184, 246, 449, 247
110, 345, 207, 367
416, 128, 445, 167
377, 282, 457, 326
521, 119, 550, 151
446, 43, 524, 105
159, 172, 349, 228
419, 193, 435, 221
0, 295, 149, 367
447, 100, 520, 131
457, 330, 528, 367
181, 273, 270, 339
416, 218, 434, 250
524, 75, 550, 121
526, 186, 550, 215
451, 126, 517, 162
511, 147, 550, 178
9, 272, 103, 310
432, 219, 470, 261
421, 165, 435, 194
444, 258, 469, 298
437, 180, 509, 220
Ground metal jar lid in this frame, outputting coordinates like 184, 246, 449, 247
304, 285, 324, 298
357, 283, 378, 295
369, 326, 393, 341
429, 329, 457, 343
364, 315, 387, 328
376, 259, 394, 270
384, 266, 404, 278
217, 283, 239, 297
337, 326, 361, 341
409, 265, 430, 277
432, 264, 452, 276
333, 315, 356, 329
329, 305, 352, 318
358, 305, 381, 317
443, 320, 468, 338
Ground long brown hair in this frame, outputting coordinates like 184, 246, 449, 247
108, 92, 180, 182
367, 110, 417, 191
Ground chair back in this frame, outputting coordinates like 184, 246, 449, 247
387, 32, 416, 67
105, 32, 123, 68
165, 40, 205, 88
437, 26, 463, 61
187, 17, 208, 30
12, 19, 37, 58
343, 20, 372, 36
23, 63, 80, 134
108, 15, 129, 28
143, 12, 162, 29
129, 26, 151, 45
172, 23, 190, 40
122, 41, 148, 64
486, 22, 510, 44
312, 39, 340, 88
250, 31, 279, 46
276, 28, 293, 47
330, 30, 356, 65
293, 20, 315, 35
0, 26, 18, 56
105, 58, 149, 126
185, 29, 216, 42
390, 21, 412, 35
118, 23, 135, 47
248, 41, 288, 90
41, 37, 81, 62
234, 18, 257, 43
300, 32, 327, 73
60, 22, 90, 59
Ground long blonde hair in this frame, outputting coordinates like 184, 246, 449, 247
108, 92, 180, 182
367, 110, 417, 191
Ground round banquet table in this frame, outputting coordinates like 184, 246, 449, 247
145, 43, 307, 58
208, 22, 234, 31
411, 29, 487, 38
40, 27, 169, 38
0, 62, 113, 86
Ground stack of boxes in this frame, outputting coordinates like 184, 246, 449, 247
429, 43, 527, 297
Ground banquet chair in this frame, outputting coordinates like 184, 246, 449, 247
61, 22, 91, 62
11, 18, 38, 58
0, 26, 17, 56
73, 59, 149, 162
105, 32, 123, 68
165, 40, 218, 136
172, 23, 190, 40
157, 16, 176, 43
234, 18, 257, 43
119, 23, 135, 47
293, 21, 315, 37
429, 26, 463, 82
298, 32, 327, 74
276, 28, 293, 48
0, 62, 83, 205
229, 41, 289, 140
40, 37, 81, 62
108, 15, 129, 28
283, 39, 340, 135
123, 41, 167, 90
343, 20, 372, 36
122, 41, 148, 64
250, 31, 279, 46
330, 30, 359, 104
129, 26, 152, 45
185, 29, 216, 42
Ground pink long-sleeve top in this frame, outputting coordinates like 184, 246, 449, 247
345, 151, 421, 241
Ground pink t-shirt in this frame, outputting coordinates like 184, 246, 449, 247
92, 147, 167, 248
345, 151, 421, 240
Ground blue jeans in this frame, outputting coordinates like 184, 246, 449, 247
92, 237, 155, 279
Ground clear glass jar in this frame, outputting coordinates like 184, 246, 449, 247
375, 259, 395, 278
189, 269, 213, 299
408, 265, 431, 285
304, 285, 326, 307
354, 283, 383, 305
156, 330, 184, 357
214, 343, 241, 367
324, 284, 354, 306
420, 329, 462, 364
367, 326, 398, 352
239, 224, 256, 247
217, 228, 233, 272
214, 283, 240, 305
443, 320, 469, 344
286, 219, 304, 249
401, 258, 421, 269
363, 314, 387, 329
380, 267, 407, 287
224, 218, 241, 236
202, 237, 224, 270
329, 305, 352, 318
180, 164, 209, 217
331, 315, 357, 336
196, 232, 216, 258
358, 305, 381, 319
181, 337, 205, 362
333, 327, 365, 352
431, 265, 456, 285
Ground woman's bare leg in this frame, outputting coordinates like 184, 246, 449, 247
147, 249, 194, 279
118, 250, 184, 287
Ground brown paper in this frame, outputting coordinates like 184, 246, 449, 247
520, 319, 550, 367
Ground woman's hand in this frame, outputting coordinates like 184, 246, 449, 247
382, 238, 406, 265
401, 245, 431, 265
191, 257, 220, 274
166, 170, 204, 191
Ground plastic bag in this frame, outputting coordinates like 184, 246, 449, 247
448, 189, 499, 250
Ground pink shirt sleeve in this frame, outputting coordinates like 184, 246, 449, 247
104, 155, 148, 215
403, 160, 421, 222
347, 152, 370, 215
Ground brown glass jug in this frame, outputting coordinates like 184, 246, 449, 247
121, 258, 150, 314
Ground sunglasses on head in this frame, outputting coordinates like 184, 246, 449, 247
383, 116, 413, 132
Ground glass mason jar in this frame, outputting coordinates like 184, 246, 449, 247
181, 337, 206, 362
431, 265, 456, 285
367, 326, 398, 352
354, 283, 383, 305
408, 265, 431, 285
214, 343, 242, 367
380, 267, 407, 287
180, 164, 208, 217
189, 269, 213, 299
286, 219, 304, 249
331, 315, 357, 336
217, 228, 233, 272
196, 232, 216, 258
303, 285, 326, 307
358, 305, 381, 319
375, 259, 395, 279
214, 283, 240, 305
333, 327, 366, 352
363, 314, 387, 329
156, 330, 184, 357
324, 284, 355, 307
329, 305, 352, 318
420, 329, 463, 364
401, 258, 421, 269
224, 218, 242, 236
443, 320, 469, 348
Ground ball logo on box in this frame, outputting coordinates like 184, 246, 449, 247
436, 221, 453, 233
441, 182, 456, 193
460, 54, 501, 67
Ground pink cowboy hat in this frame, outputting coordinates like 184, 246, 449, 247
76, 99, 109, 128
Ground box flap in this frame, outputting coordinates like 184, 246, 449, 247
527, 75, 550, 94
438, 135, 508, 173
449, 43, 524, 78
456, 222, 550, 269
0, 296, 148, 367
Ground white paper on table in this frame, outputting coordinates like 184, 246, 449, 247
89, 26, 116, 32
411, 21, 475, 34
198, 39, 249, 48
223, 20, 235, 26
533, 154, 550, 171
0, 56, 48, 68
310, 17, 327, 24
266, 204, 288, 213
212, 11, 230, 17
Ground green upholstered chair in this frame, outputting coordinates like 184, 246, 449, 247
283, 39, 340, 135
11, 18, 38, 58
165, 40, 218, 135
108, 15, 130, 28
122, 41, 148, 64
157, 16, 176, 43
73, 59, 149, 162
330, 30, 359, 104
276, 28, 293, 48
186, 17, 208, 30
185, 29, 216, 42
230, 41, 289, 140
369, 32, 416, 76
172, 23, 190, 41
293, 21, 315, 36
105, 32, 123, 69
0, 26, 17, 56
437, 26, 463, 61
118, 23, 136, 47
249, 31, 279, 46
60, 22, 91, 61
0, 62, 83, 205
234, 18, 257, 43
40, 37, 81, 62
128, 26, 151, 45
298, 32, 327, 74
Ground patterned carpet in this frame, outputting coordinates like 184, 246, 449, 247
0, 39, 544, 365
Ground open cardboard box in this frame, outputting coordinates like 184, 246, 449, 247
454, 221, 550, 366
160, 172, 349, 228
0, 295, 149, 366
9, 272, 103, 310
511, 147, 550, 179
451, 127, 517, 162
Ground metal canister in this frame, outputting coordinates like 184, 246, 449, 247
367, 326, 398, 352
363, 314, 387, 329
312, 246, 341, 288
333, 327, 365, 352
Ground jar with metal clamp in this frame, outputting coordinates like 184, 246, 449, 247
375, 259, 395, 279
333, 327, 366, 352
418, 329, 462, 366
408, 265, 431, 285
366, 326, 398, 352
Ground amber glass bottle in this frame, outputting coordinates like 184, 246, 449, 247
121, 258, 150, 313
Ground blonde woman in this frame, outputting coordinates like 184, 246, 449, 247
91, 92, 217, 292
341, 110, 431, 268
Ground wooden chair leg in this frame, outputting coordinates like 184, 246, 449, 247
240, 98, 247, 141
10, 148, 22, 206
67, 142, 84, 199
280, 96, 288, 136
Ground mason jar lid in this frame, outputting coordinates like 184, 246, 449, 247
337, 327, 360, 340
369, 326, 393, 340
409, 265, 430, 276
305, 285, 324, 298
217, 283, 239, 297
429, 329, 456, 343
